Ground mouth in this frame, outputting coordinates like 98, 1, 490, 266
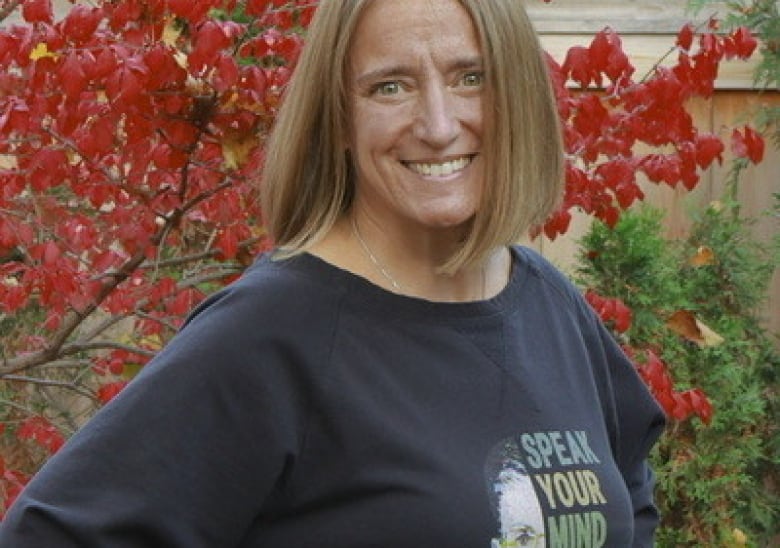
403, 154, 476, 177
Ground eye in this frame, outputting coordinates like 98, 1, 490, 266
373, 81, 402, 96
461, 71, 484, 88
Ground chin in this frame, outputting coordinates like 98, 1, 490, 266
417, 211, 476, 232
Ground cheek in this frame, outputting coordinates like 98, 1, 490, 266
461, 98, 484, 136
351, 110, 407, 161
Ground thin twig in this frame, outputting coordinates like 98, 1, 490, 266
0, 0, 24, 24
1, 375, 95, 400
60, 341, 157, 358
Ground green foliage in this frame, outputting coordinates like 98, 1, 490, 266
576, 203, 779, 547
577, 207, 683, 347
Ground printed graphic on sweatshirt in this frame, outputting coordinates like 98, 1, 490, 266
486, 430, 608, 548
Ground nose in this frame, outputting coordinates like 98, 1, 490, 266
412, 83, 459, 148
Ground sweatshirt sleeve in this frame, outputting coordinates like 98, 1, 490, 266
593, 315, 667, 547
0, 271, 330, 547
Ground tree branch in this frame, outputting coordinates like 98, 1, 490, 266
1, 375, 95, 400
0, 0, 23, 25
59, 341, 157, 358
137, 237, 262, 270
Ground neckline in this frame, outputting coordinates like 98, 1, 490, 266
267, 247, 530, 321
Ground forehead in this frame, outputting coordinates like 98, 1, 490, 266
348, 0, 481, 67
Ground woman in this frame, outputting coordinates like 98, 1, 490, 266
0, 1, 665, 546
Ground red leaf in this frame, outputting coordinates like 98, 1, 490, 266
299, 5, 316, 27
682, 388, 714, 425
213, 53, 239, 92
22, 0, 53, 24
28, 148, 68, 191
60, 5, 103, 45
239, 65, 267, 101
167, 0, 198, 20
599, 205, 620, 228
677, 24, 695, 51
97, 381, 128, 404
671, 392, 693, 421
728, 27, 758, 59
585, 290, 633, 333
42, 241, 61, 265
654, 389, 676, 418
0, 464, 30, 519
106, 66, 144, 104
93, 47, 118, 79
0, 97, 30, 134
542, 209, 571, 240
59, 52, 89, 101
159, 119, 199, 149
245, 0, 273, 17
92, 250, 124, 273
695, 134, 725, 168
589, 29, 632, 84
216, 226, 240, 259
640, 154, 681, 187
596, 158, 636, 190
276, 34, 304, 65
572, 94, 609, 142
166, 287, 201, 316
731, 126, 765, 164
17, 416, 65, 454
0, 283, 29, 313
190, 21, 232, 72
562, 45, 593, 88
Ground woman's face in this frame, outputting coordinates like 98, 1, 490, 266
346, 0, 485, 237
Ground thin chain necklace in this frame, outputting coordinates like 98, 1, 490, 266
350, 216, 488, 299
351, 216, 402, 292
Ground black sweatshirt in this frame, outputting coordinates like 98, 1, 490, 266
0, 246, 665, 547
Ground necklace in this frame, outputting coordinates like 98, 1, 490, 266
351, 216, 402, 292
350, 216, 488, 299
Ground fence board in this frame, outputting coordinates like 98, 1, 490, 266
526, 0, 728, 34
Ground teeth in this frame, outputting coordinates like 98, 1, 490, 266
407, 156, 472, 176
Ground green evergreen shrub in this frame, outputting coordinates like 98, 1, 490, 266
576, 202, 779, 546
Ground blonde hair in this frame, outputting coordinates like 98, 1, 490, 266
261, 0, 564, 273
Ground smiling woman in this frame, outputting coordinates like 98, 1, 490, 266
0, 1, 665, 547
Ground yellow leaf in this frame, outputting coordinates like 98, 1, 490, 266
666, 310, 724, 348
731, 528, 748, 546
122, 363, 144, 380
162, 17, 183, 47
139, 333, 163, 351
222, 133, 257, 170
698, 319, 725, 347
29, 43, 59, 61
689, 245, 715, 267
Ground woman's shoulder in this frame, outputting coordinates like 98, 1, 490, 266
186, 252, 345, 330
134, 252, 345, 386
511, 245, 584, 307
194, 254, 343, 314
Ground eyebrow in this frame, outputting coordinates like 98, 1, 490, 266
354, 56, 484, 87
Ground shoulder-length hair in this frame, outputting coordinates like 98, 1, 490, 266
261, 0, 564, 274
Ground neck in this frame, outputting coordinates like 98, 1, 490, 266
344, 214, 508, 302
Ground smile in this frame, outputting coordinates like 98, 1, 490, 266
403, 155, 475, 177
